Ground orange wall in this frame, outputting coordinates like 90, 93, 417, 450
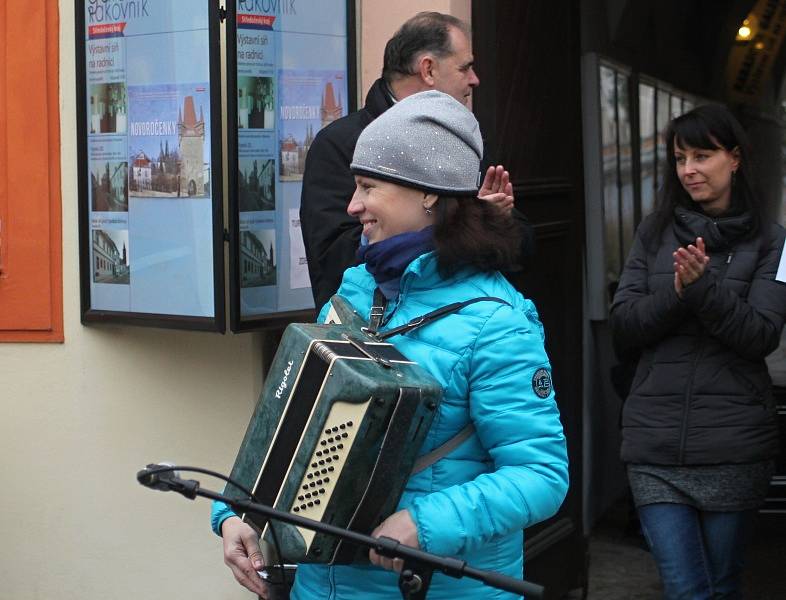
0, 0, 63, 342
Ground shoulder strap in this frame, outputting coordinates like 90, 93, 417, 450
411, 424, 476, 474
375, 296, 509, 341
365, 287, 388, 335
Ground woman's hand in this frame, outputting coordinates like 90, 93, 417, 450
368, 509, 420, 572
478, 165, 514, 215
220, 516, 270, 598
673, 237, 710, 296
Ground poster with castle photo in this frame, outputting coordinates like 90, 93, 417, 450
127, 83, 211, 198
278, 69, 347, 181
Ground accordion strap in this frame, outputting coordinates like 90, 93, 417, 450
374, 295, 510, 341
411, 423, 476, 474
366, 288, 388, 335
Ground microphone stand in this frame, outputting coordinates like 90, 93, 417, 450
138, 470, 544, 599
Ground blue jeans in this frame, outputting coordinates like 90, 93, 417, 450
637, 503, 755, 600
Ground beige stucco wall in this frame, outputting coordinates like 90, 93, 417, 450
0, 1, 469, 599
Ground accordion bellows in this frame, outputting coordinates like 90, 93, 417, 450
225, 296, 442, 564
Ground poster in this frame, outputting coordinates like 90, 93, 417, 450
83, 1, 218, 319
235, 0, 350, 320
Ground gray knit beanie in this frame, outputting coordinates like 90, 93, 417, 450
350, 90, 483, 195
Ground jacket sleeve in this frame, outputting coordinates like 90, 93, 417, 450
300, 128, 361, 311
681, 227, 786, 360
210, 499, 235, 536
609, 222, 689, 350
408, 303, 569, 557
511, 208, 535, 266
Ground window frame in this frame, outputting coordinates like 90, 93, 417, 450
582, 53, 700, 319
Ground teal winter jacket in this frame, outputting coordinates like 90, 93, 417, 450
212, 252, 568, 599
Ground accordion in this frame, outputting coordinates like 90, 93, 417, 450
225, 296, 442, 564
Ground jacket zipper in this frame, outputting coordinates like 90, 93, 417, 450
679, 335, 704, 463
677, 250, 734, 463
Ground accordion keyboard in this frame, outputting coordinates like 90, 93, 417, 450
291, 399, 370, 548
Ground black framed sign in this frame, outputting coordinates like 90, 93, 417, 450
76, 0, 225, 331
227, 0, 356, 331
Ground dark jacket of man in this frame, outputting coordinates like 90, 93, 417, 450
300, 78, 534, 311
610, 208, 786, 466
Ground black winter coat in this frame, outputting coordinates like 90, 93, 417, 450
610, 207, 786, 466
300, 78, 534, 311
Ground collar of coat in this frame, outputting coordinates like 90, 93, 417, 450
673, 205, 753, 251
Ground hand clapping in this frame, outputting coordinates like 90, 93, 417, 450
478, 165, 514, 215
673, 237, 710, 297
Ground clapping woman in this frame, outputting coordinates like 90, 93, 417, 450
611, 103, 786, 599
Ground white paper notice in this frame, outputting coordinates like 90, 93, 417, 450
289, 209, 310, 289
777, 240, 786, 283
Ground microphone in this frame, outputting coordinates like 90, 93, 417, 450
137, 463, 200, 499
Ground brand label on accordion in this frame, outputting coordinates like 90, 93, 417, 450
275, 360, 295, 399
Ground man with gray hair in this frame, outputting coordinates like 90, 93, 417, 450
300, 11, 532, 310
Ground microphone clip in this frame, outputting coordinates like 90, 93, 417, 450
137, 463, 200, 500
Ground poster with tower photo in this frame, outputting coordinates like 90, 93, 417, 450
278, 69, 347, 181
127, 83, 211, 198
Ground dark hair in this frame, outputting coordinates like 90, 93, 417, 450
432, 197, 521, 275
382, 12, 469, 83
654, 103, 764, 237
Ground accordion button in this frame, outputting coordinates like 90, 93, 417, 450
328, 437, 334, 443
319, 460, 325, 465
316, 451, 323, 457
319, 488, 325, 494
315, 499, 321, 505
293, 507, 300, 512
298, 495, 304, 500
312, 463, 318, 468
324, 429, 331, 435
324, 477, 330, 482
320, 440, 327, 446
347, 421, 354, 427
316, 479, 323, 485
339, 424, 346, 430
308, 502, 314, 507
328, 466, 335, 472
307, 473, 313, 479
337, 444, 344, 450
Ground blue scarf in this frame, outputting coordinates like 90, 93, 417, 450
356, 227, 435, 299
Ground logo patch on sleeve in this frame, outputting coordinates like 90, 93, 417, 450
532, 368, 552, 398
